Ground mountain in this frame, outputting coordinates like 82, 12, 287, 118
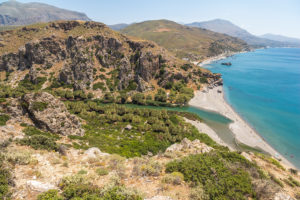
0, 0, 90, 26
186, 19, 289, 48
261, 33, 300, 45
109, 23, 129, 31
120, 19, 249, 61
0, 20, 298, 200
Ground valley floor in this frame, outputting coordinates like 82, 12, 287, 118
189, 86, 295, 169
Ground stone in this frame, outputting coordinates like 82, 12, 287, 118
125, 124, 132, 130
84, 147, 109, 159
26, 180, 56, 192
274, 192, 294, 200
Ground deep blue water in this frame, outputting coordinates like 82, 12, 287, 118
204, 48, 300, 168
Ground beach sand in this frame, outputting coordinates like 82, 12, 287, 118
189, 86, 295, 168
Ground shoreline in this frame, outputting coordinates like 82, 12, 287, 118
189, 86, 296, 169
192, 51, 248, 67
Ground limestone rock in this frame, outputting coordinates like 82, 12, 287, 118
166, 138, 213, 154
26, 180, 56, 192
22, 92, 84, 136
84, 147, 109, 159
274, 192, 294, 200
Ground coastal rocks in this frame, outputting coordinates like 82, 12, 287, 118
26, 180, 56, 192
166, 138, 213, 154
22, 92, 84, 136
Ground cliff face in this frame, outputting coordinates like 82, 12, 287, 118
0, 21, 220, 92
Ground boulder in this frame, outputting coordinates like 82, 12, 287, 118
274, 192, 294, 200
26, 180, 56, 192
84, 147, 109, 159
22, 92, 84, 136
166, 138, 213, 154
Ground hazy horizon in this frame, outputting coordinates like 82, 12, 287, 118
1, 0, 300, 39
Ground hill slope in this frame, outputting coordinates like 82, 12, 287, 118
120, 20, 249, 61
261, 33, 300, 46
109, 23, 130, 31
0, 0, 90, 25
186, 19, 290, 48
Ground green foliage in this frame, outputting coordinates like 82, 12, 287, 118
0, 114, 10, 126
17, 135, 59, 151
180, 63, 192, 71
200, 77, 208, 84
31, 101, 48, 112
37, 189, 63, 200
96, 168, 109, 176
65, 102, 216, 157
255, 152, 285, 170
166, 151, 257, 199
131, 93, 145, 105
162, 172, 184, 185
23, 126, 60, 139
0, 156, 12, 199
155, 88, 167, 102
93, 82, 106, 91
127, 80, 138, 91
284, 176, 300, 187
18, 76, 47, 91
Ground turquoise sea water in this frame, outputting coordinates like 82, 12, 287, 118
204, 48, 300, 169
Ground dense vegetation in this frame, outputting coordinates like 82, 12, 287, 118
0, 114, 10, 126
17, 126, 60, 151
166, 151, 260, 200
0, 156, 12, 199
65, 101, 219, 157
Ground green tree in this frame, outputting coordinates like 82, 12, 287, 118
155, 89, 167, 102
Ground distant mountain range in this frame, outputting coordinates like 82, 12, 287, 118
108, 23, 129, 31
186, 19, 300, 48
260, 33, 300, 45
120, 19, 249, 61
0, 0, 90, 26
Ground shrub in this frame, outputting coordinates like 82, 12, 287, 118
180, 64, 192, 71
161, 172, 184, 185
0, 114, 10, 126
127, 80, 137, 91
31, 101, 48, 112
131, 93, 145, 105
37, 189, 63, 200
189, 185, 209, 200
18, 135, 58, 151
255, 153, 285, 170
155, 89, 167, 102
0, 156, 13, 199
132, 158, 162, 177
77, 170, 88, 175
96, 168, 109, 176
93, 82, 106, 91
4, 150, 32, 165
166, 152, 256, 199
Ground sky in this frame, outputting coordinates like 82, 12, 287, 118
2, 0, 300, 38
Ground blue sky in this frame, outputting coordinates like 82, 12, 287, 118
2, 0, 300, 38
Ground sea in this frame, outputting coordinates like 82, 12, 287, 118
204, 48, 300, 169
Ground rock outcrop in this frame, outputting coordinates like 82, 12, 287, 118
0, 21, 220, 92
22, 92, 84, 136
166, 138, 213, 154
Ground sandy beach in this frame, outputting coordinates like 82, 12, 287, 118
189, 86, 295, 168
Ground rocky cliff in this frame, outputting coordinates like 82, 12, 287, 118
0, 20, 220, 93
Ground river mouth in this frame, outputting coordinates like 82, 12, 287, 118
125, 104, 265, 153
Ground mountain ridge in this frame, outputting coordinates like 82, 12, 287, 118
120, 19, 249, 61
0, 0, 90, 26
186, 19, 300, 48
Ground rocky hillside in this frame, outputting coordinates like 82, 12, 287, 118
120, 20, 250, 61
0, 20, 220, 106
0, 0, 90, 26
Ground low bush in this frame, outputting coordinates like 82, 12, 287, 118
37, 189, 63, 200
166, 151, 257, 199
0, 114, 10, 126
189, 185, 209, 200
31, 101, 48, 112
96, 168, 109, 176
132, 158, 162, 177
161, 172, 184, 185
0, 156, 13, 199
17, 135, 59, 151
255, 152, 285, 170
